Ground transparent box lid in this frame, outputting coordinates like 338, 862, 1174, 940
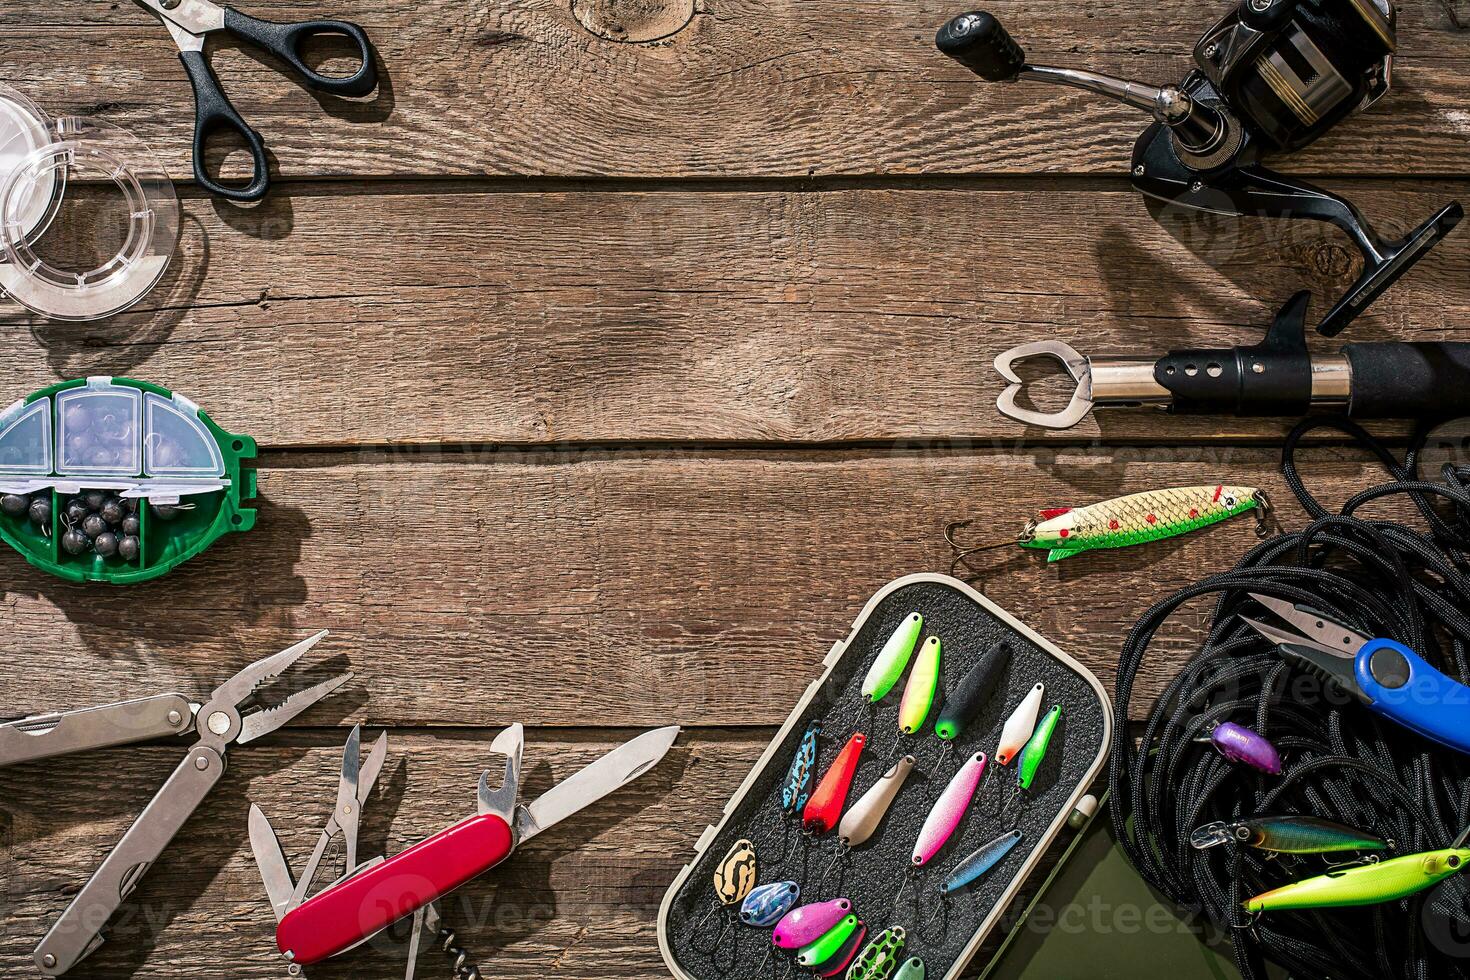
55, 379, 143, 477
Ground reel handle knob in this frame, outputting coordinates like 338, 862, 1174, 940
936, 11, 1025, 81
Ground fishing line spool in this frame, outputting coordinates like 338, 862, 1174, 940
0, 83, 178, 321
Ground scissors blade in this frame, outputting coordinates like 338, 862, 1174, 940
133, 0, 224, 39
1248, 594, 1369, 654
517, 726, 680, 843
249, 804, 296, 922
335, 726, 362, 872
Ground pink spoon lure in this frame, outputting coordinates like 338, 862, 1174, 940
912, 752, 987, 867
772, 898, 853, 949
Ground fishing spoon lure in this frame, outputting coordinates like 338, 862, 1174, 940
995, 682, 1044, 766
864, 613, 924, 703
1246, 848, 1470, 912
947, 485, 1270, 571
816, 920, 867, 977
848, 926, 907, 980
893, 958, 925, 980
713, 838, 758, 906
804, 733, 867, 834
782, 720, 824, 814
839, 755, 917, 849
741, 881, 802, 928
914, 751, 987, 867
774, 899, 854, 949
943, 829, 1025, 894
1191, 816, 1388, 856
935, 641, 1010, 742
1202, 720, 1282, 775
796, 914, 860, 967
1015, 704, 1062, 793
898, 637, 942, 736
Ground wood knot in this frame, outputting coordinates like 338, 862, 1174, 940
572, 0, 696, 43
1301, 237, 1358, 282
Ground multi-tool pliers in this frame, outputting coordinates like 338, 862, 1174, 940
1242, 594, 1470, 757
0, 630, 349, 976
251, 722, 680, 973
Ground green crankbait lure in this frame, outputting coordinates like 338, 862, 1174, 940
1191, 816, 1388, 855
847, 926, 906, 980
1246, 848, 1470, 912
1016, 704, 1062, 792
947, 484, 1269, 566
898, 636, 942, 735
864, 613, 923, 703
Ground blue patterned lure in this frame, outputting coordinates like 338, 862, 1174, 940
942, 829, 1024, 894
740, 881, 801, 927
782, 720, 823, 814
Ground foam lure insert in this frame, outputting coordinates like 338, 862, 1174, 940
914, 751, 987, 867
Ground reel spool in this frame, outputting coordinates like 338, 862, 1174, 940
936, 1, 1462, 338
0, 84, 179, 322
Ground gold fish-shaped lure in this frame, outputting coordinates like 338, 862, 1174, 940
949, 485, 1269, 567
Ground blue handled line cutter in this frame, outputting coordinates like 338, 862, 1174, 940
1242, 593, 1470, 757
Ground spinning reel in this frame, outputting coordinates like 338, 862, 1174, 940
936, 1, 1463, 337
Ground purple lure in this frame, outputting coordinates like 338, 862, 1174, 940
772, 899, 852, 949
1210, 721, 1281, 775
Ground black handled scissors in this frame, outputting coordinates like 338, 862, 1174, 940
134, 0, 377, 202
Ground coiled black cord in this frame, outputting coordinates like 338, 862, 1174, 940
1108, 416, 1470, 980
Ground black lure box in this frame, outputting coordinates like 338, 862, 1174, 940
657, 573, 1113, 979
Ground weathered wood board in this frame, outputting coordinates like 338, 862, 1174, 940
0, 182, 1464, 446
0, 0, 1466, 179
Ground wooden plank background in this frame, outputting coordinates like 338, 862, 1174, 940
1, 1, 1467, 977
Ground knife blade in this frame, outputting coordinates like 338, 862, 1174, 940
518, 725, 681, 842
249, 804, 296, 922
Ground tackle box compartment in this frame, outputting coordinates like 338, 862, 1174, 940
657, 572, 1113, 980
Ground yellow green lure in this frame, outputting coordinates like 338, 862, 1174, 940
1246, 848, 1470, 912
950, 485, 1269, 566
898, 637, 942, 735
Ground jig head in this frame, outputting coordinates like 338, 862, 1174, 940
1190, 816, 1388, 856
839, 756, 917, 850
773, 899, 854, 949
803, 733, 866, 834
1204, 720, 1282, 775
898, 637, 942, 736
741, 881, 802, 928
864, 613, 924, 704
848, 926, 907, 980
995, 682, 1044, 766
1246, 848, 1470, 912
782, 720, 823, 815
935, 641, 1010, 742
913, 752, 987, 867
796, 914, 860, 967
